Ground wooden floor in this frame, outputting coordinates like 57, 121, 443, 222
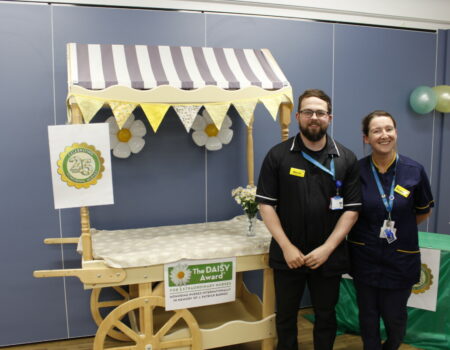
2, 309, 420, 350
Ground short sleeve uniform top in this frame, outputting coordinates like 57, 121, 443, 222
348, 154, 434, 289
256, 134, 361, 275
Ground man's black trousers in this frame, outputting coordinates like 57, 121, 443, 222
274, 268, 342, 350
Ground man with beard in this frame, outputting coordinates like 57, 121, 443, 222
256, 89, 361, 350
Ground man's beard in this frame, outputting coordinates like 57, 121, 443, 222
299, 122, 327, 142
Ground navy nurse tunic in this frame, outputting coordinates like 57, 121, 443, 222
348, 154, 434, 289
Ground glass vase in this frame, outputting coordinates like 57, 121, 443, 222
246, 214, 257, 237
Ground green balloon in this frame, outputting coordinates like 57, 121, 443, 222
433, 85, 450, 113
409, 86, 437, 114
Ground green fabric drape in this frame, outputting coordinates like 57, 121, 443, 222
336, 232, 450, 350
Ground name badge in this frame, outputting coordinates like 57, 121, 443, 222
394, 185, 410, 198
290, 167, 305, 177
380, 220, 397, 243
330, 196, 343, 210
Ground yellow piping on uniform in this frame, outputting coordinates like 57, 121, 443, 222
348, 239, 365, 246
372, 152, 397, 172
415, 200, 434, 210
396, 249, 420, 254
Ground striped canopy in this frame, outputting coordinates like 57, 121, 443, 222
68, 43, 290, 91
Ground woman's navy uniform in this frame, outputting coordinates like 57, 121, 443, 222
348, 154, 434, 350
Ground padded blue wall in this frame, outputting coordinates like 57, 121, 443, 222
0, 2, 447, 346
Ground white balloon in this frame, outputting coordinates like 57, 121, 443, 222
206, 137, 222, 151
113, 142, 131, 158
129, 137, 145, 153
218, 128, 233, 144
192, 131, 207, 146
130, 119, 147, 137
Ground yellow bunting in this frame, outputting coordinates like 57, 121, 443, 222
141, 103, 170, 133
109, 101, 137, 129
232, 99, 258, 126
204, 103, 230, 129
73, 95, 104, 123
259, 94, 284, 121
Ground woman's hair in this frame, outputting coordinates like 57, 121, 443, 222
362, 110, 397, 136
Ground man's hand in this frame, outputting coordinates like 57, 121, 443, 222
282, 243, 305, 269
304, 245, 333, 269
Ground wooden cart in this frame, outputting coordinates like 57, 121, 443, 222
34, 43, 293, 350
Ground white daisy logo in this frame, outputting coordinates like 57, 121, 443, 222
191, 110, 233, 151
170, 264, 192, 286
107, 113, 147, 158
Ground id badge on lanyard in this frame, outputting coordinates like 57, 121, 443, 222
371, 156, 398, 244
302, 151, 343, 210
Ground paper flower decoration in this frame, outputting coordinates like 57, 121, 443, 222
191, 110, 233, 151
107, 113, 147, 158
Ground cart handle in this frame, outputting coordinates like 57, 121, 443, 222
33, 267, 125, 284
44, 237, 79, 244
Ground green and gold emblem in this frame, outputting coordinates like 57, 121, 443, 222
412, 263, 433, 294
57, 143, 104, 189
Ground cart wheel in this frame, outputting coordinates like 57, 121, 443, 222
93, 296, 201, 350
91, 286, 136, 341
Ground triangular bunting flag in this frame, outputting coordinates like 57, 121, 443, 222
204, 103, 230, 129
109, 101, 138, 129
74, 95, 104, 124
141, 103, 170, 133
260, 94, 284, 121
173, 105, 202, 132
232, 99, 258, 126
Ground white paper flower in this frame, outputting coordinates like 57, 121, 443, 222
170, 264, 192, 286
107, 113, 147, 158
191, 110, 233, 151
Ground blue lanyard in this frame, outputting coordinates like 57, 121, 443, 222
301, 151, 335, 180
370, 154, 398, 216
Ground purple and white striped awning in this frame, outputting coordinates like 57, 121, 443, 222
68, 43, 290, 91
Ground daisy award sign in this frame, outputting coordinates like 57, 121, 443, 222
164, 257, 236, 311
48, 124, 114, 209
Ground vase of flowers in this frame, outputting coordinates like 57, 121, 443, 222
232, 185, 258, 237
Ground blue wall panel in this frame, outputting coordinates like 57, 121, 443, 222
436, 30, 450, 235
0, 3, 68, 345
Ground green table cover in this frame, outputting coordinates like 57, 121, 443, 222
336, 232, 450, 350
